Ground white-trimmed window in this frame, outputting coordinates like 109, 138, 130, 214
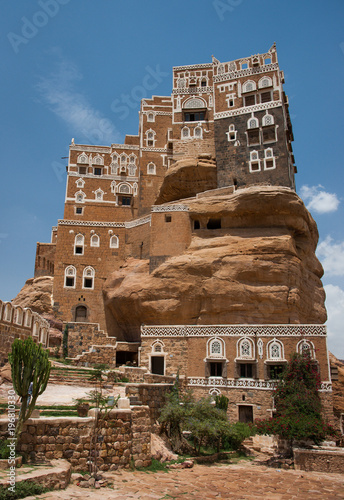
110, 235, 119, 248
90, 234, 100, 247
32, 322, 39, 337
249, 150, 260, 172
146, 129, 156, 147
260, 90, 272, 103
65, 266, 76, 288
226, 124, 237, 142
118, 183, 131, 194
267, 340, 284, 360
264, 148, 276, 170
181, 126, 190, 139
83, 266, 95, 289
177, 77, 186, 88
226, 93, 235, 108
152, 341, 164, 353
242, 80, 256, 93
24, 309, 32, 327
74, 234, 84, 255
95, 189, 104, 201
237, 337, 255, 359
258, 76, 272, 89
4, 303, 12, 322
247, 117, 259, 129
208, 338, 225, 358
194, 126, 203, 139
111, 160, 119, 175
297, 340, 316, 359
13, 307, 23, 325
77, 152, 88, 164
93, 154, 104, 165
76, 178, 85, 188
262, 114, 274, 126
120, 154, 127, 172
147, 112, 155, 122
147, 162, 156, 175
75, 206, 83, 215
75, 191, 86, 203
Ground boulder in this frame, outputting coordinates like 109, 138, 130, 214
155, 156, 217, 204
11, 276, 54, 315
104, 186, 326, 342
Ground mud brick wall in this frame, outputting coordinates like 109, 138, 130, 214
0, 407, 151, 471
34, 243, 56, 277
294, 447, 344, 473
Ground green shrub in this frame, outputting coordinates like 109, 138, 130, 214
215, 395, 229, 412
0, 482, 50, 499
0, 439, 11, 460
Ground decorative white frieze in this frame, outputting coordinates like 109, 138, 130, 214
151, 204, 190, 213
214, 101, 282, 120
172, 87, 213, 95
187, 377, 332, 392
141, 148, 169, 153
141, 324, 327, 337
125, 216, 151, 228
58, 220, 125, 228
173, 63, 212, 71
214, 63, 279, 83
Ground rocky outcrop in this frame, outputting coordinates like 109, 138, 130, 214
12, 276, 54, 315
104, 186, 326, 342
155, 155, 217, 204
329, 352, 344, 421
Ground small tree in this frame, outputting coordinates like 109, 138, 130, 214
9, 337, 51, 439
62, 324, 69, 359
255, 351, 338, 444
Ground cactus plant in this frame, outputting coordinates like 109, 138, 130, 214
8, 337, 51, 439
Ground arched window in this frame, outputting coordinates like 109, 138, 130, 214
75, 191, 86, 203
247, 117, 259, 129
262, 114, 274, 126
119, 183, 131, 194
24, 309, 32, 327
194, 126, 203, 139
90, 234, 100, 247
258, 76, 272, 89
147, 112, 155, 122
146, 129, 156, 147
110, 235, 119, 248
93, 154, 104, 165
297, 340, 316, 359
95, 189, 104, 201
226, 124, 237, 142
177, 77, 186, 88
77, 152, 88, 164
83, 267, 95, 289
111, 160, 119, 174
65, 266, 76, 288
207, 337, 225, 359
147, 163, 156, 175
237, 338, 254, 359
152, 341, 164, 353
242, 80, 257, 93
32, 322, 39, 337
74, 234, 84, 255
182, 126, 190, 139
4, 303, 12, 322
13, 307, 23, 325
76, 178, 85, 188
267, 340, 284, 360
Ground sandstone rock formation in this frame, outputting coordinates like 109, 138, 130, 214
12, 276, 54, 315
155, 155, 217, 204
11, 276, 63, 346
104, 186, 326, 342
329, 352, 344, 423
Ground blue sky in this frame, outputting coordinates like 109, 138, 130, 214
1, 0, 344, 356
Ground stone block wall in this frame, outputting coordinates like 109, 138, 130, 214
294, 447, 344, 473
34, 242, 56, 277
0, 407, 151, 471
126, 383, 173, 425
65, 322, 116, 359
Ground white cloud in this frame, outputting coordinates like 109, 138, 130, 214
317, 236, 344, 277
324, 284, 344, 359
36, 55, 121, 145
299, 185, 340, 214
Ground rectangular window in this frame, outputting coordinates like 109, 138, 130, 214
210, 362, 223, 377
262, 126, 276, 143
184, 111, 205, 122
239, 363, 253, 378
268, 364, 284, 379
151, 356, 164, 375
75, 246, 83, 254
94, 167, 102, 176
244, 95, 255, 107
78, 166, 87, 175
65, 277, 74, 287
249, 161, 260, 172
75, 207, 83, 215
264, 159, 275, 170
247, 129, 260, 146
260, 91, 272, 103
165, 215, 172, 223
120, 196, 131, 206
83, 278, 93, 289
147, 140, 154, 146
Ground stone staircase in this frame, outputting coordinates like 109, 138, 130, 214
49, 364, 98, 386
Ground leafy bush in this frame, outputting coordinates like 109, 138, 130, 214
255, 352, 340, 444
215, 394, 229, 412
0, 482, 50, 499
0, 439, 11, 460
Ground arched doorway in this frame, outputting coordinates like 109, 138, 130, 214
74, 305, 87, 322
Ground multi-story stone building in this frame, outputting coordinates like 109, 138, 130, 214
34, 45, 334, 423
